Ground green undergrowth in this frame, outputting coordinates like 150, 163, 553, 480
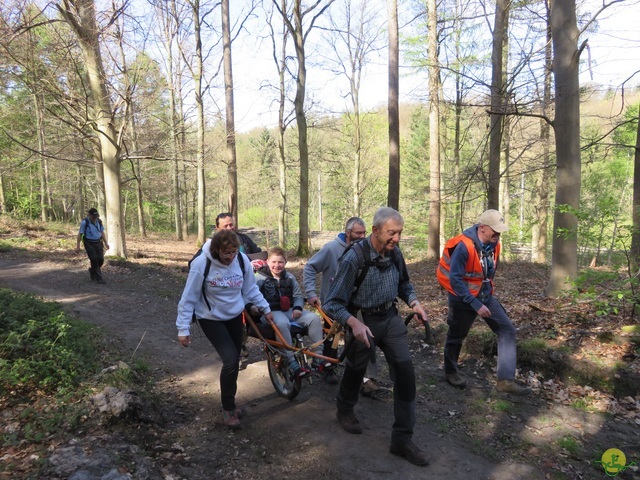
0, 288, 102, 398
0, 289, 151, 451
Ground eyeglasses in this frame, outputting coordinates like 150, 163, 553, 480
219, 251, 239, 259
348, 229, 367, 238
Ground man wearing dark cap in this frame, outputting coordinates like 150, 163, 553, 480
75, 208, 109, 284
437, 209, 531, 395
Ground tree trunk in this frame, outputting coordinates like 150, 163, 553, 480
426, 0, 440, 259
168, 0, 189, 240
631, 107, 640, 266
387, 0, 400, 210
488, 0, 509, 209
453, 0, 463, 233
35, 93, 50, 222
132, 159, 146, 237
532, 1, 552, 263
293, 12, 309, 256
58, 0, 126, 257
275, 1, 288, 247
178, 68, 189, 239
222, 0, 238, 224
0, 168, 6, 214
191, 0, 207, 246
352, 61, 362, 219
546, 0, 581, 296
115, 14, 146, 239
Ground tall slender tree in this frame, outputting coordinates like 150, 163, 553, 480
487, 0, 509, 210
221, 0, 238, 224
546, 0, 582, 296
387, 0, 400, 210
185, 0, 207, 245
272, 0, 335, 256
531, 0, 552, 263
267, 0, 291, 247
630, 107, 640, 266
426, 0, 440, 258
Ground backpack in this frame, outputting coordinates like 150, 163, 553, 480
80, 217, 103, 239
339, 239, 409, 297
188, 248, 245, 322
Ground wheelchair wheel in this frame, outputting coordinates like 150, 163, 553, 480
266, 348, 302, 400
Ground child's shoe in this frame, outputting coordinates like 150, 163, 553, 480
288, 358, 310, 379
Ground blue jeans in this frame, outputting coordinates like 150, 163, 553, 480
337, 307, 416, 445
197, 314, 243, 411
269, 309, 324, 359
444, 295, 517, 380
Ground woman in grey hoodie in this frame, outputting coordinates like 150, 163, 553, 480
176, 229, 273, 429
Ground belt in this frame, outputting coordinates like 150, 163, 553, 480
360, 301, 394, 315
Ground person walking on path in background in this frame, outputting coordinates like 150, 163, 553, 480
176, 229, 274, 429
303, 217, 378, 386
215, 212, 262, 255
323, 207, 430, 467
437, 209, 531, 396
75, 208, 109, 284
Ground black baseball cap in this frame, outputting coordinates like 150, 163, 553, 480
88, 208, 99, 216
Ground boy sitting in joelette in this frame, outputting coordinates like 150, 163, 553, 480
255, 247, 325, 378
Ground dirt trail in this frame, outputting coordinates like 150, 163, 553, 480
0, 238, 634, 479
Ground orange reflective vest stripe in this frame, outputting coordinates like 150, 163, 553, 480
436, 234, 500, 297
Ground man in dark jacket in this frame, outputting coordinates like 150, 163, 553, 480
215, 212, 261, 254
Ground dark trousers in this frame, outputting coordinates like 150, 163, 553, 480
197, 314, 244, 411
444, 295, 517, 380
83, 239, 104, 280
337, 307, 416, 445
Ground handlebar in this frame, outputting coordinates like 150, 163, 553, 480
404, 312, 434, 345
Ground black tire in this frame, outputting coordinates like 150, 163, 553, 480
266, 349, 302, 400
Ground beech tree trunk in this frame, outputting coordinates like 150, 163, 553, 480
546, 0, 581, 296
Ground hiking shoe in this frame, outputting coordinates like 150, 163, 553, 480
496, 379, 532, 396
96, 278, 106, 284
311, 359, 327, 371
323, 369, 338, 385
222, 410, 241, 429
288, 358, 310, 379
390, 440, 430, 466
445, 372, 466, 389
361, 378, 380, 396
233, 405, 246, 419
336, 409, 363, 434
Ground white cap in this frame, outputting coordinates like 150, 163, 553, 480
478, 209, 508, 233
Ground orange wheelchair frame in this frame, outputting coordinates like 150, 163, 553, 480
243, 306, 344, 400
